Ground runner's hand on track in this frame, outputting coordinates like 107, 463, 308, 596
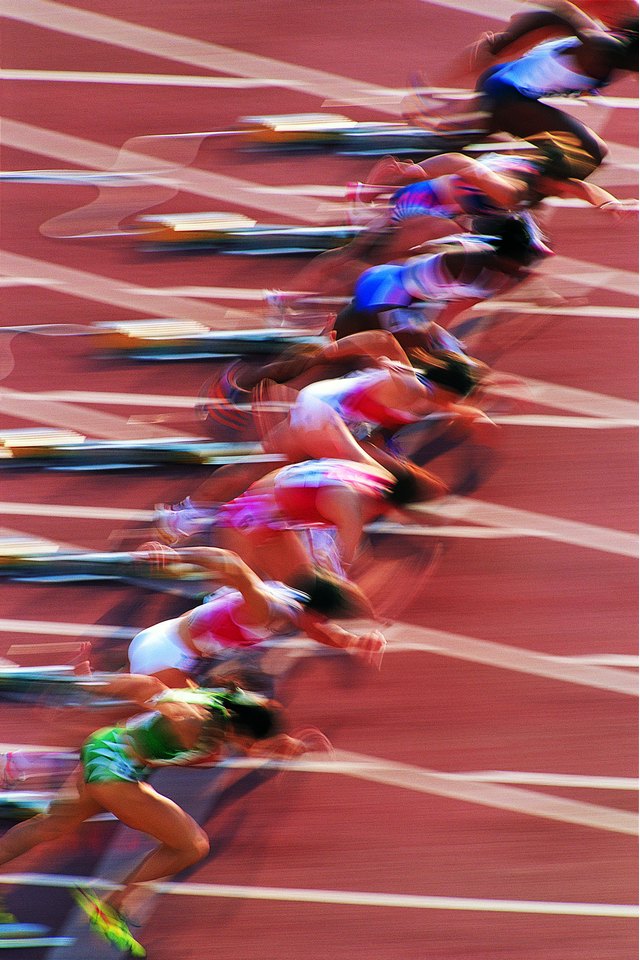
293, 727, 334, 755
599, 198, 639, 221
347, 630, 387, 670
134, 541, 179, 573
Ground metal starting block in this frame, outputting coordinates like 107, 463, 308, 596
93, 319, 328, 359
0, 542, 212, 584
0, 665, 128, 707
0, 430, 285, 469
236, 112, 478, 156
135, 210, 364, 253
0, 791, 58, 822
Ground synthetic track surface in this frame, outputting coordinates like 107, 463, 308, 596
0, 2, 637, 958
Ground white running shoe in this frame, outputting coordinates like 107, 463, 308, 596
263, 289, 297, 327
154, 498, 214, 545
0, 753, 25, 789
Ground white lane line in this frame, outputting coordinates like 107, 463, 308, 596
320, 750, 638, 835
4, 68, 638, 111
412, 497, 638, 559
0, 386, 202, 441
0, 391, 198, 409
0, 755, 634, 835
539, 256, 639, 298
1, 119, 339, 223
0, 69, 289, 88
0, 489, 635, 560
418, 0, 523, 18
1, 391, 637, 428
485, 377, 638, 420
0, 249, 242, 328
473, 302, 638, 320
0, 740, 634, 790
0, 618, 137, 640
7, 69, 636, 110
0, 502, 153, 521
379, 622, 638, 697
0, 872, 636, 917
490, 415, 637, 428
2, 0, 399, 114
0, 615, 634, 696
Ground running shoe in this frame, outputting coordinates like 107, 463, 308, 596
0, 897, 17, 926
72, 888, 146, 957
263, 289, 297, 327
154, 497, 214, 545
0, 752, 25, 789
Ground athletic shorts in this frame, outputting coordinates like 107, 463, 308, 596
81, 728, 149, 785
128, 619, 200, 676
390, 181, 448, 223
273, 485, 325, 526
353, 264, 413, 311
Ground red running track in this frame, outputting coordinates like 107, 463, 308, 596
0, 2, 637, 958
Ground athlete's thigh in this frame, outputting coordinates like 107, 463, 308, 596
491, 95, 605, 159
86, 779, 204, 847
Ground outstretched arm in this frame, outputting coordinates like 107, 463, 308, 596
298, 610, 387, 669
173, 546, 274, 625
483, 2, 607, 58
548, 176, 638, 214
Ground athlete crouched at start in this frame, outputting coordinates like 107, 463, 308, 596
128, 545, 387, 687
0, 672, 326, 956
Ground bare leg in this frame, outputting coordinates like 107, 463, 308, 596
486, 93, 607, 169
216, 526, 313, 585
0, 777, 101, 866
84, 779, 209, 913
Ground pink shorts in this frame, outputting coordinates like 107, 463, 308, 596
273, 485, 326, 526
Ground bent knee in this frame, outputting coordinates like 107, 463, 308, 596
184, 828, 210, 863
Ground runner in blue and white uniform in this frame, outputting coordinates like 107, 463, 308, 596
409, 1, 638, 170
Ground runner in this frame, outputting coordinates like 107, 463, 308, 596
406, 1, 638, 170
127, 544, 387, 686
0, 672, 324, 956
333, 214, 550, 346
163, 458, 448, 589
278, 133, 632, 302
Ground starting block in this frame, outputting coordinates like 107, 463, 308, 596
93, 319, 328, 359
0, 665, 127, 707
0, 542, 213, 584
134, 210, 364, 253
0, 429, 286, 469
0, 790, 59, 821
236, 113, 477, 156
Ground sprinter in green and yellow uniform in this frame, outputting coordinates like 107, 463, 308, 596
0, 673, 315, 956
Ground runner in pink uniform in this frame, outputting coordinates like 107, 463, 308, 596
127, 545, 386, 685
209, 457, 447, 587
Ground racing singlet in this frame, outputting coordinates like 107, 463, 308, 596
186, 582, 304, 653
488, 38, 605, 98
298, 369, 424, 430
274, 458, 396, 499
124, 687, 233, 766
391, 153, 541, 222
400, 251, 511, 302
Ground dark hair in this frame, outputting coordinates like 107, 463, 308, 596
471, 213, 546, 266
297, 571, 359, 618
220, 690, 282, 740
386, 463, 422, 505
616, 18, 639, 71
417, 350, 486, 397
